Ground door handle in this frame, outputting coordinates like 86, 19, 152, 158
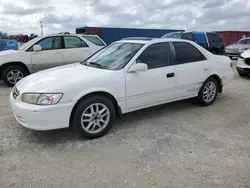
54, 51, 62, 54
166, 73, 175, 78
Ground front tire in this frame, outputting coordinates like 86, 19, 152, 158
197, 77, 218, 106
2, 65, 28, 87
72, 95, 116, 139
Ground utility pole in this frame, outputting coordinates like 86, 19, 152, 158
40, 21, 43, 35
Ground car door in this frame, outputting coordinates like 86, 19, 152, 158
172, 42, 211, 99
125, 42, 176, 112
62, 36, 92, 65
30, 36, 64, 72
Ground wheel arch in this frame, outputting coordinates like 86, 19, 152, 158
69, 91, 121, 127
206, 74, 222, 93
0, 62, 30, 79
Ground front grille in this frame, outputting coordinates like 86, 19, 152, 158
243, 68, 250, 72
245, 58, 250, 66
12, 87, 20, 99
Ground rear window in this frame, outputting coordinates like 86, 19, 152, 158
207, 33, 223, 43
82, 36, 105, 46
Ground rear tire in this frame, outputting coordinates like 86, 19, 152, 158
72, 95, 116, 139
2, 65, 28, 87
197, 77, 218, 106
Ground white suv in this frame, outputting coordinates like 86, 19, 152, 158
0, 34, 106, 86
10, 38, 233, 139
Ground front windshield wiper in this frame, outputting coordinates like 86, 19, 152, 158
85, 62, 103, 69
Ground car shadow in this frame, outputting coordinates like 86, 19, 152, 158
239, 75, 250, 80
0, 81, 11, 89
19, 98, 203, 147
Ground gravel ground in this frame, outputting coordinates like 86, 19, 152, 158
1, 61, 250, 188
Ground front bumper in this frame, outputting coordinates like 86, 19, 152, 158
236, 67, 250, 74
9, 91, 75, 131
225, 49, 242, 57
236, 58, 250, 73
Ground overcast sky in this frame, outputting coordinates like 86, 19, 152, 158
0, 0, 249, 35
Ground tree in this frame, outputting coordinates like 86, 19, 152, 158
0, 31, 8, 39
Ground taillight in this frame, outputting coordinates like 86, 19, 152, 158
230, 62, 233, 68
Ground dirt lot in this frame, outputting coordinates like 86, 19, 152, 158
0, 61, 250, 188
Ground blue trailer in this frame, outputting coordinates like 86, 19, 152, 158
0, 39, 20, 51
76, 26, 184, 45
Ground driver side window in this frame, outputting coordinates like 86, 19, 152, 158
137, 42, 172, 69
28, 37, 62, 51
36, 37, 62, 50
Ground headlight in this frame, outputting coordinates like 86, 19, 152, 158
21, 93, 63, 105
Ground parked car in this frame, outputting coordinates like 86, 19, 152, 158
10, 38, 233, 139
236, 49, 250, 76
0, 34, 106, 86
162, 31, 225, 55
225, 37, 250, 59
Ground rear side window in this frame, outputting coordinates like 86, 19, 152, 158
137, 42, 172, 69
173, 42, 206, 64
207, 33, 223, 43
162, 32, 183, 39
64, 36, 88, 48
82, 36, 106, 46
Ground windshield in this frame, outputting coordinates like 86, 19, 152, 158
18, 36, 43, 51
236, 39, 246, 44
84, 42, 144, 70
162, 32, 182, 39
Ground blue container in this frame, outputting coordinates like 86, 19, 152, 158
0, 39, 19, 51
76, 26, 184, 45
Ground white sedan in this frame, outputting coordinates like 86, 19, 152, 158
9, 38, 233, 139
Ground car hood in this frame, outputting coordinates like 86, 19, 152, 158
0, 49, 19, 56
241, 50, 250, 58
226, 44, 249, 49
16, 63, 113, 93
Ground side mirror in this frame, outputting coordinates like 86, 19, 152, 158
33, 45, 42, 52
128, 63, 148, 72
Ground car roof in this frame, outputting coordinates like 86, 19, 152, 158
117, 38, 191, 44
47, 34, 99, 37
